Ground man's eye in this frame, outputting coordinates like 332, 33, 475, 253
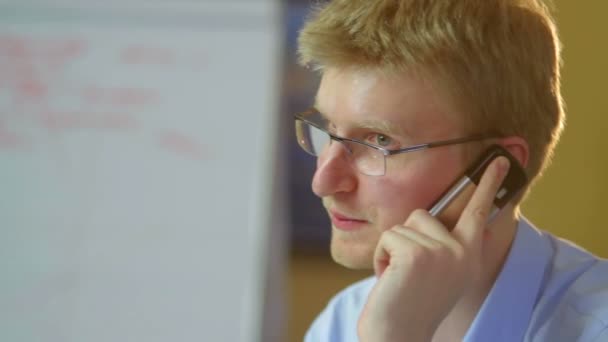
367, 133, 394, 147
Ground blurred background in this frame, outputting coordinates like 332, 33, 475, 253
283, 0, 607, 341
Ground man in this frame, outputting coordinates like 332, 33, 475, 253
293, 0, 608, 341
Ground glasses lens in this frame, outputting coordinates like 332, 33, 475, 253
295, 115, 386, 176
295, 119, 330, 156
343, 140, 386, 176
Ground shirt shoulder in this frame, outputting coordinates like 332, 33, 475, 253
527, 233, 608, 341
304, 276, 376, 342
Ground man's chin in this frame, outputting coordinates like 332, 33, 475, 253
330, 239, 375, 270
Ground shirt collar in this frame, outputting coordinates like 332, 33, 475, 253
463, 217, 552, 342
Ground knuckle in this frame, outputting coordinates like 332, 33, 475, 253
414, 208, 431, 221
381, 228, 397, 240
390, 224, 405, 231
405, 209, 427, 226
451, 244, 467, 262
440, 243, 455, 256
428, 239, 444, 251
411, 208, 428, 218
388, 225, 406, 235
470, 206, 488, 222
383, 226, 407, 242
408, 244, 428, 263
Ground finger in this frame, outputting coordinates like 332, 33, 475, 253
403, 209, 459, 248
374, 229, 408, 277
374, 225, 447, 278
374, 228, 432, 278
391, 225, 442, 250
453, 156, 510, 249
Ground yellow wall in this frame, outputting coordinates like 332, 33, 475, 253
288, 2, 607, 341
522, 1, 608, 258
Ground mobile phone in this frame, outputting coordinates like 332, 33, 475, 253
428, 144, 528, 224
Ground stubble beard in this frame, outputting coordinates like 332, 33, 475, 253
329, 225, 377, 270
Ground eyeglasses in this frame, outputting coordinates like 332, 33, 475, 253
295, 108, 495, 176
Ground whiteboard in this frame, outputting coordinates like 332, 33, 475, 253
0, 2, 283, 341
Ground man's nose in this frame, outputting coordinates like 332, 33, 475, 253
311, 141, 357, 197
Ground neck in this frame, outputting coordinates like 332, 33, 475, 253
432, 207, 520, 342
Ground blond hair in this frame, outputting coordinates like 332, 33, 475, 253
298, 0, 565, 189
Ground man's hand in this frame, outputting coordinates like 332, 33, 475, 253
357, 157, 510, 342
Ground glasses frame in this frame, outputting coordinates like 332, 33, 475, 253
294, 108, 497, 176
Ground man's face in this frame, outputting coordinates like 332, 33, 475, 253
312, 67, 471, 269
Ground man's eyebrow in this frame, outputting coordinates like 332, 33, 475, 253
313, 99, 409, 137
357, 118, 408, 136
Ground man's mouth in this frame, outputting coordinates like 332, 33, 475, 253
329, 210, 369, 231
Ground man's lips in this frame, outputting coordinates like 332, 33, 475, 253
329, 210, 369, 231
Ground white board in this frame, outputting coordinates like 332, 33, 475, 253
0, 2, 283, 341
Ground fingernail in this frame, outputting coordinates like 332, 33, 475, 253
497, 157, 510, 175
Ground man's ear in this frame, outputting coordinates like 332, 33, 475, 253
496, 136, 529, 168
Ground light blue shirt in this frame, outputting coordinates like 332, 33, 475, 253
304, 218, 608, 341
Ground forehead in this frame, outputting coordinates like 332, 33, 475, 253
315, 67, 464, 138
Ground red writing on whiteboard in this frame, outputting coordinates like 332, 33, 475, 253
39, 110, 138, 131
14, 79, 49, 102
0, 122, 27, 149
159, 130, 206, 160
0, 34, 86, 65
81, 86, 159, 107
121, 45, 175, 65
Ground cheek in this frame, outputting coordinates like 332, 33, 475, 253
367, 168, 446, 228
367, 154, 465, 230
